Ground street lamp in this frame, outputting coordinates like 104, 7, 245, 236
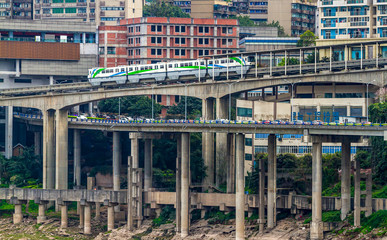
283, 79, 301, 121
365, 79, 376, 122
224, 80, 239, 120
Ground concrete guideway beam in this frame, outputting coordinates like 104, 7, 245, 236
235, 133, 245, 240
311, 136, 323, 240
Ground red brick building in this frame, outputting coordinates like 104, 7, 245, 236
97, 17, 239, 117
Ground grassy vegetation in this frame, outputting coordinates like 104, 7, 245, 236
152, 206, 175, 227
304, 211, 341, 224
204, 208, 235, 224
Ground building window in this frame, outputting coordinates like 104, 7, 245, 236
175, 26, 186, 33
181, 38, 185, 44
151, 37, 156, 43
157, 95, 162, 103
65, 8, 76, 13
245, 138, 252, 146
99, 47, 104, 54
52, 8, 64, 14
78, 8, 86, 13
136, 26, 140, 32
205, 38, 209, 44
65, 0, 76, 2
198, 38, 203, 44
151, 25, 156, 32
157, 25, 162, 32
245, 154, 252, 161
107, 47, 116, 54
52, 0, 63, 3
199, 26, 203, 33
0, 79, 4, 83
136, 38, 140, 44
157, 37, 162, 43
237, 107, 252, 117
14, 79, 31, 83
205, 27, 209, 33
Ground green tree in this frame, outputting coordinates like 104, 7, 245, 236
297, 30, 318, 47
167, 97, 202, 119
369, 102, 387, 123
229, 15, 257, 27
98, 96, 162, 118
143, 1, 190, 18
278, 57, 299, 66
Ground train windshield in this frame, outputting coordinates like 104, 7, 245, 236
248, 56, 255, 63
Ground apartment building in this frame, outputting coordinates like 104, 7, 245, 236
318, 0, 387, 39
99, 17, 239, 66
0, 0, 142, 26
0, 0, 33, 20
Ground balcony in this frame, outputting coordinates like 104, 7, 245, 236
350, 10, 368, 15
347, 0, 365, 4
89, 13, 95, 18
89, 2, 95, 7
349, 21, 369, 26
77, 13, 87, 17
321, 0, 333, 5
374, 0, 387, 4
76, 2, 87, 6
323, 12, 336, 17
323, 23, 336, 27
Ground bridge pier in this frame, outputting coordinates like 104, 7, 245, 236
37, 201, 48, 224
259, 151, 265, 233
311, 136, 323, 240
13, 203, 23, 224
354, 157, 361, 227
43, 109, 55, 190
235, 133, 245, 240
216, 97, 228, 187
227, 133, 235, 193
144, 139, 153, 192
181, 132, 190, 238
113, 132, 121, 212
34, 131, 41, 156
176, 134, 181, 233
5, 106, 13, 159
79, 205, 84, 228
60, 203, 68, 228
107, 204, 115, 231
95, 202, 101, 220
55, 109, 69, 190
84, 203, 91, 235
73, 129, 81, 188
202, 98, 215, 190
267, 134, 277, 229
341, 139, 351, 220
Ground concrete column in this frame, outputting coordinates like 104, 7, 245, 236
60, 205, 68, 228
73, 129, 81, 187
216, 97, 228, 187
113, 132, 121, 191
267, 134, 276, 229
37, 204, 47, 223
79, 205, 84, 228
259, 153, 265, 233
181, 132, 190, 238
235, 133, 245, 240
311, 137, 323, 240
130, 134, 139, 168
95, 202, 100, 220
202, 98, 215, 188
43, 110, 55, 190
84, 204, 91, 235
341, 139, 351, 220
127, 156, 133, 231
144, 139, 152, 191
34, 131, 41, 156
176, 135, 182, 233
354, 157, 361, 227
227, 133, 235, 193
5, 106, 13, 159
13, 204, 22, 224
107, 205, 115, 231
365, 173, 372, 217
55, 109, 69, 190
49, 76, 54, 85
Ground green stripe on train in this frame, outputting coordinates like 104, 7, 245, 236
230, 57, 243, 66
126, 69, 155, 75
92, 68, 106, 78
178, 66, 207, 69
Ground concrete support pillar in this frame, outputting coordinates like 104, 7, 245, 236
95, 202, 100, 220
43, 110, 55, 190
13, 204, 22, 224
79, 205, 84, 228
216, 97, 228, 187
5, 106, 13, 159
127, 156, 133, 231
37, 204, 47, 223
259, 153, 265, 233
267, 134, 276, 229
113, 132, 121, 191
130, 135, 139, 168
311, 137, 323, 240
365, 173, 372, 217
202, 98, 215, 188
144, 139, 152, 192
34, 131, 41, 156
73, 129, 81, 187
341, 140, 351, 220
107, 205, 115, 231
84, 204, 91, 235
181, 132, 190, 238
354, 157, 361, 227
60, 205, 68, 228
176, 135, 182, 233
235, 133, 245, 240
55, 109, 69, 190
227, 133, 235, 193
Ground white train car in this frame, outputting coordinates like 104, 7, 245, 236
88, 56, 253, 86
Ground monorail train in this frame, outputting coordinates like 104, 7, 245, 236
88, 56, 254, 86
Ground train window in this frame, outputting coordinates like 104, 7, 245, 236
200, 61, 205, 66
175, 64, 179, 68
102, 70, 105, 74
141, 67, 144, 70
195, 62, 198, 66
129, 68, 133, 71
116, 69, 119, 73
189, 62, 192, 66
155, 65, 158, 69
215, 60, 219, 64
169, 64, 172, 68
209, 60, 213, 64
160, 65, 164, 69
185, 63, 189, 66
221, 60, 225, 63
121, 68, 125, 72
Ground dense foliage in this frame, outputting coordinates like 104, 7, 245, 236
143, 1, 190, 18
297, 30, 318, 47
229, 15, 257, 27
98, 96, 162, 118
167, 97, 202, 119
